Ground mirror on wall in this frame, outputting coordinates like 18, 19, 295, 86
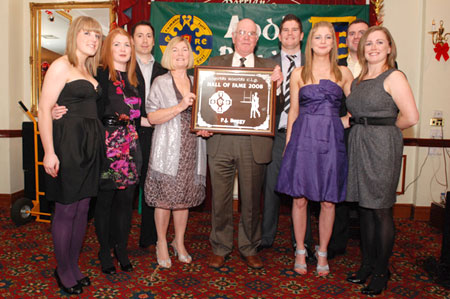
30, 1, 115, 115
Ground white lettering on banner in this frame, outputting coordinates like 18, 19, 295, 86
262, 18, 279, 41
224, 16, 280, 41
219, 45, 233, 55
217, 15, 281, 57
224, 15, 240, 38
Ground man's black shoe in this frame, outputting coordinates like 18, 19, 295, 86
305, 246, 317, 263
328, 248, 346, 260
257, 244, 272, 252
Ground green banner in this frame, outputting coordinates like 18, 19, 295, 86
150, 2, 369, 65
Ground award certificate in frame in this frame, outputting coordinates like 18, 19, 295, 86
191, 66, 276, 136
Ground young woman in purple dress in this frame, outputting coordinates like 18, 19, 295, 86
276, 21, 353, 276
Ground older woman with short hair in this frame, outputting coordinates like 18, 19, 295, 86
145, 36, 209, 268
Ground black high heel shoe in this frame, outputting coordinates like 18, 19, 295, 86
361, 271, 390, 295
54, 269, 83, 295
113, 247, 133, 272
347, 265, 373, 284
77, 276, 91, 287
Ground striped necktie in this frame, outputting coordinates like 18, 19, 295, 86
283, 54, 297, 113
240, 57, 246, 67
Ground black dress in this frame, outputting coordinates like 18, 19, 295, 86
45, 80, 104, 204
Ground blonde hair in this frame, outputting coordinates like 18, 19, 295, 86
161, 36, 195, 70
357, 26, 397, 83
65, 16, 102, 76
101, 28, 138, 87
301, 21, 342, 84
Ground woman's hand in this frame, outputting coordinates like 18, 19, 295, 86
341, 112, 352, 129
179, 92, 196, 111
43, 153, 60, 178
196, 130, 213, 138
51, 104, 68, 120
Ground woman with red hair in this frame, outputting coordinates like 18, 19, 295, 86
94, 28, 142, 275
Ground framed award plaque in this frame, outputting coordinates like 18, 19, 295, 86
191, 66, 276, 136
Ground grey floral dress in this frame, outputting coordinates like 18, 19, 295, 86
145, 80, 205, 210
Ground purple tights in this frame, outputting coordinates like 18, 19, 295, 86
52, 198, 90, 287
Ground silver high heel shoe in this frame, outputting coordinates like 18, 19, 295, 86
315, 245, 330, 276
294, 248, 307, 275
156, 242, 171, 268
171, 242, 192, 264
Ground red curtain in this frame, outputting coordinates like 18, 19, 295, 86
116, 0, 136, 27
117, 0, 374, 29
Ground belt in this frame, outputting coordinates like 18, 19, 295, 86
102, 115, 136, 127
350, 117, 396, 126
278, 128, 287, 133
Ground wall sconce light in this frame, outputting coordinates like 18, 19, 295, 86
429, 20, 449, 61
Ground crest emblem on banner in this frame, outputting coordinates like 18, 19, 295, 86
159, 15, 213, 65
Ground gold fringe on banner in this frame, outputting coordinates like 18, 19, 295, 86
371, 0, 384, 26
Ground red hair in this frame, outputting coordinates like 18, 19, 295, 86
101, 28, 138, 86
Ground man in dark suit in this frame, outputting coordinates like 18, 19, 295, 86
207, 18, 282, 269
260, 14, 315, 260
131, 21, 168, 252
329, 19, 369, 260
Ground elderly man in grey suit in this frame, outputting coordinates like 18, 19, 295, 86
207, 18, 282, 269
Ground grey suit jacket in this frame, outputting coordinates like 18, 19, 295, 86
207, 53, 276, 164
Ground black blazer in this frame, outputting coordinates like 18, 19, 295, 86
136, 61, 168, 118
337, 58, 349, 118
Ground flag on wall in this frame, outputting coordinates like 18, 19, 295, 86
150, 2, 369, 65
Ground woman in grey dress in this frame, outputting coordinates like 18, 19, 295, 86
344, 26, 418, 295
144, 36, 210, 268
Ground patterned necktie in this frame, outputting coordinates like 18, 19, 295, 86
283, 54, 297, 113
240, 57, 246, 67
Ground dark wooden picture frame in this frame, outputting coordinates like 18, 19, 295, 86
191, 66, 276, 136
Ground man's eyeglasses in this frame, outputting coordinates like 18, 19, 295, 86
236, 30, 257, 37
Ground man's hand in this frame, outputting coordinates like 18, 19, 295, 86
51, 104, 68, 120
196, 130, 213, 138
271, 65, 283, 88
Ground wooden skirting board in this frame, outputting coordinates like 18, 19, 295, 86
0, 190, 25, 208
0, 192, 430, 222
0, 130, 22, 138
393, 203, 431, 221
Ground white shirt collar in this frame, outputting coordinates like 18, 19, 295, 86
232, 52, 255, 68
136, 54, 155, 66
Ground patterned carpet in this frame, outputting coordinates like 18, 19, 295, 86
1, 206, 449, 299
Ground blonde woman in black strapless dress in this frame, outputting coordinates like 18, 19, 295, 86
38, 17, 103, 295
